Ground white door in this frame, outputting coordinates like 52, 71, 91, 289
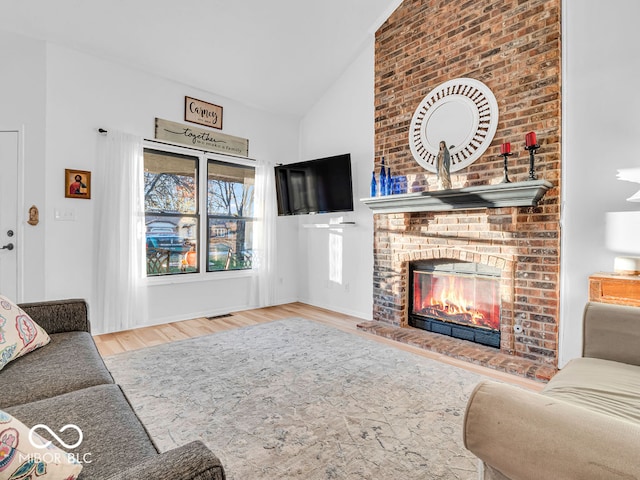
0, 131, 19, 300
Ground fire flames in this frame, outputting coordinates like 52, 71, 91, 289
415, 273, 499, 331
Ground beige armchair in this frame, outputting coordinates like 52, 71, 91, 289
463, 302, 640, 480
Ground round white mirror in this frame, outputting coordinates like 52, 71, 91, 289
409, 78, 499, 173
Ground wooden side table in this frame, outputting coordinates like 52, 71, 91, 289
589, 273, 640, 307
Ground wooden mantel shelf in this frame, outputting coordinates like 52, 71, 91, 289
360, 179, 553, 214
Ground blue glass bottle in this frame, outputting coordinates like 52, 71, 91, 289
379, 157, 387, 196
386, 167, 393, 195
370, 171, 377, 197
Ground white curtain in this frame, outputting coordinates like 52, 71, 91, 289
252, 158, 277, 306
94, 131, 147, 333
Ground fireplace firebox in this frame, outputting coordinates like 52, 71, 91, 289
409, 261, 501, 348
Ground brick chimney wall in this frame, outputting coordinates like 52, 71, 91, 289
373, 0, 561, 366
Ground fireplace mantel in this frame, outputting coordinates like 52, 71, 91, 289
361, 179, 552, 214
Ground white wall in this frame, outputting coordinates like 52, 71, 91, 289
297, 40, 375, 320
560, 0, 640, 365
0, 31, 300, 332
0, 31, 47, 302
43, 44, 301, 331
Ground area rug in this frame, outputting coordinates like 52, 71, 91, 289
104, 318, 487, 479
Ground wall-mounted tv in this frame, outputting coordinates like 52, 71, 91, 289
275, 153, 354, 216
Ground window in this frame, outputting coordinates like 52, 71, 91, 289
207, 160, 255, 272
143, 146, 255, 277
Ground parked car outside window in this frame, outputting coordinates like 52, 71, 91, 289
146, 234, 189, 253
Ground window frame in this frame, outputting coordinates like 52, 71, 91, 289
143, 140, 257, 285
206, 159, 256, 273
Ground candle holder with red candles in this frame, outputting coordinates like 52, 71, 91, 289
499, 142, 512, 183
524, 131, 539, 180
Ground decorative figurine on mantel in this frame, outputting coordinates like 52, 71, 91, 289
436, 140, 452, 190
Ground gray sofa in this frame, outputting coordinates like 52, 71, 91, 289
463, 301, 640, 480
1, 299, 225, 479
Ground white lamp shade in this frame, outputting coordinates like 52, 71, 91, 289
606, 211, 640, 254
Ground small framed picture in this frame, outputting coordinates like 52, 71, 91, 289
65, 169, 91, 199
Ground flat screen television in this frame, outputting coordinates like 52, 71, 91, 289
275, 153, 354, 216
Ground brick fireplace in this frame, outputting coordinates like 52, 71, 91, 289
359, 0, 562, 380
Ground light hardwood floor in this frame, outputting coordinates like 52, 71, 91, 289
94, 302, 543, 391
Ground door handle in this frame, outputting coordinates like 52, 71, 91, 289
1, 243, 14, 251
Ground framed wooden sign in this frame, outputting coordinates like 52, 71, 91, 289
185, 96, 223, 130
65, 169, 91, 199
155, 118, 249, 157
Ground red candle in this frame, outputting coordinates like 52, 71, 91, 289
525, 131, 537, 147
500, 142, 511, 154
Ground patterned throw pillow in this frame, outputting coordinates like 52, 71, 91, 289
0, 296, 51, 372
0, 410, 82, 479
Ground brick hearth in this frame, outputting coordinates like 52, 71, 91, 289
366, 0, 562, 374
357, 320, 557, 382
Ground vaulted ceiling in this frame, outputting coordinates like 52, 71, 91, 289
0, 0, 402, 118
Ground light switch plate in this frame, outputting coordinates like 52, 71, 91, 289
54, 208, 76, 221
